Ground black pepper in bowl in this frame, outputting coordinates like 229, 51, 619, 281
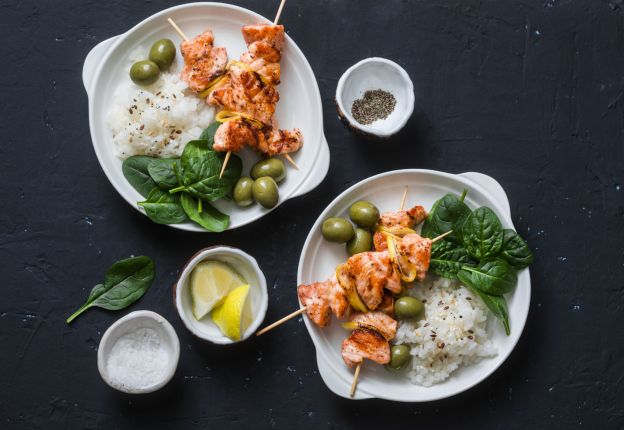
351, 89, 396, 125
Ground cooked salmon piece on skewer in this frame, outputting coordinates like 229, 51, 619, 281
348, 251, 401, 310
398, 234, 433, 282
179, 30, 228, 93
297, 281, 331, 327
377, 293, 395, 317
348, 311, 398, 341
374, 205, 428, 252
341, 329, 391, 368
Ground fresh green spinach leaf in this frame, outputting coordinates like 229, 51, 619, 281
461, 207, 504, 259
500, 229, 534, 269
421, 192, 471, 243
430, 240, 477, 279
180, 193, 229, 232
171, 140, 242, 201
464, 284, 510, 335
138, 188, 187, 224
147, 158, 181, 190
66, 256, 155, 324
457, 258, 517, 295
199, 123, 220, 149
122, 156, 157, 198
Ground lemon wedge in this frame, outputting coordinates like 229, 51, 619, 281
211, 284, 253, 341
190, 260, 246, 320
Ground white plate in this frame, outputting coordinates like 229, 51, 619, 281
83, 2, 329, 232
297, 170, 531, 401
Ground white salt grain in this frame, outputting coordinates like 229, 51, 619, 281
106, 327, 170, 390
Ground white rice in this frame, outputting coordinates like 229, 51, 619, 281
107, 47, 214, 159
394, 277, 497, 386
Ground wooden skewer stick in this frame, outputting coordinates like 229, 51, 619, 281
256, 306, 306, 336
274, 0, 287, 24
167, 18, 189, 42
431, 229, 453, 243
399, 186, 408, 211
219, 151, 231, 179
350, 363, 362, 398
283, 153, 299, 169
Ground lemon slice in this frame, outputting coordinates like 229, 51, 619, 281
190, 260, 246, 320
211, 284, 253, 341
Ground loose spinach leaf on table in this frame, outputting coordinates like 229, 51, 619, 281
430, 240, 477, 279
147, 158, 181, 190
421, 191, 471, 243
180, 193, 229, 232
457, 258, 517, 295
171, 140, 242, 201
138, 187, 188, 224
66, 256, 155, 324
122, 156, 158, 198
465, 285, 511, 335
460, 207, 504, 259
199, 123, 220, 149
500, 229, 534, 269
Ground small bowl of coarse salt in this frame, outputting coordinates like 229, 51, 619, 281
97, 310, 180, 394
335, 57, 414, 138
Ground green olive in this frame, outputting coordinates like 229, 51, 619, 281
233, 177, 254, 206
346, 228, 373, 256
385, 345, 411, 370
130, 60, 160, 85
149, 39, 176, 70
252, 176, 279, 209
394, 296, 425, 321
348, 201, 380, 228
322, 217, 354, 243
250, 158, 286, 182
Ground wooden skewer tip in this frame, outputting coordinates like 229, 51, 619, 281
256, 306, 306, 336
273, 0, 287, 25
219, 151, 232, 179
167, 17, 189, 41
431, 230, 453, 243
283, 153, 299, 169
349, 363, 362, 398
399, 186, 409, 211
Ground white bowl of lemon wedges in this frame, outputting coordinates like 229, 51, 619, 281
174, 246, 268, 344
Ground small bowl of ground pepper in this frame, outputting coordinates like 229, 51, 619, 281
336, 57, 414, 138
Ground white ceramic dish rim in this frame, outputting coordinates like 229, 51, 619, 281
174, 246, 268, 344
335, 57, 415, 137
297, 169, 531, 401
97, 310, 180, 394
83, 2, 330, 232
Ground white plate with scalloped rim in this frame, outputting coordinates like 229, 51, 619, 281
297, 170, 531, 401
82, 2, 329, 232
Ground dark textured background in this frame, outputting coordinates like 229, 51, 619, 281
1, 0, 623, 428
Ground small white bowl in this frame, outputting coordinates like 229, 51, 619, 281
336, 57, 415, 138
97, 310, 180, 394
174, 246, 268, 344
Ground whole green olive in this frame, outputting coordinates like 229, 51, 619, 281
250, 158, 286, 182
346, 228, 373, 256
149, 38, 176, 70
394, 296, 425, 321
130, 60, 160, 86
348, 201, 380, 228
252, 176, 279, 209
322, 217, 354, 243
385, 344, 411, 370
233, 177, 254, 206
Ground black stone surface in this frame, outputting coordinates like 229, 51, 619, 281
2, 0, 623, 428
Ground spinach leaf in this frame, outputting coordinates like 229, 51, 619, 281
460, 207, 504, 259
430, 240, 477, 279
122, 156, 157, 198
147, 158, 181, 190
457, 258, 517, 295
421, 192, 471, 243
172, 140, 242, 201
500, 229, 534, 269
465, 285, 510, 335
138, 188, 187, 224
180, 193, 229, 232
199, 123, 220, 149
66, 256, 155, 324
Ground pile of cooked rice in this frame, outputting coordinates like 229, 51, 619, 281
394, 278, 497, 386
107, 48, 214, 159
